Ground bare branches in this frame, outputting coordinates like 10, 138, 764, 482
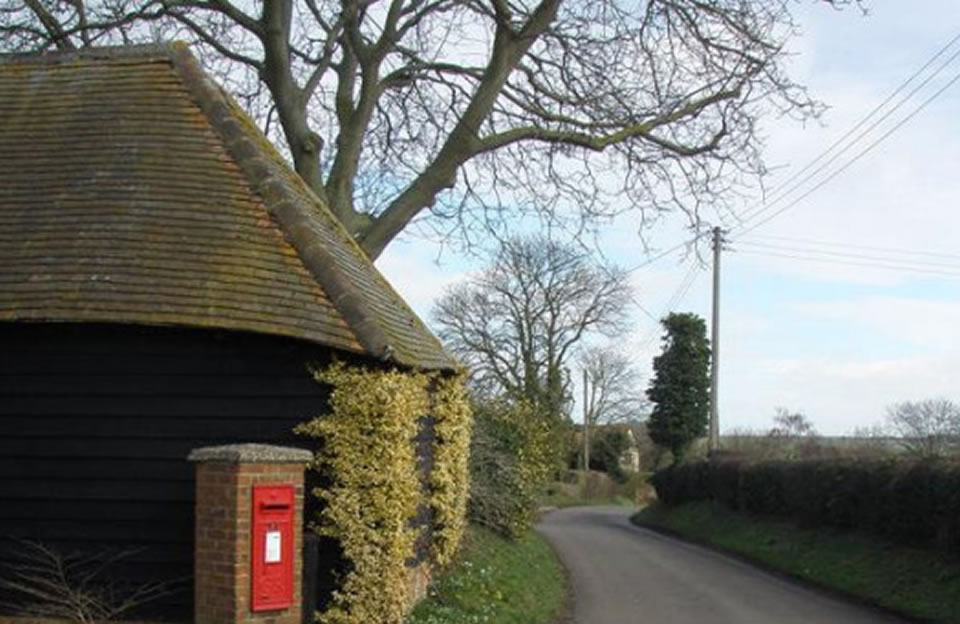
163, 7, 262, 68
479, 87, 737, 155
886, 399, 960, 459
0, 541, 177, 623
23, 0, 76, 49
433, 235, 632, 418
0, 0, 852, 258
580, 345, 646, 426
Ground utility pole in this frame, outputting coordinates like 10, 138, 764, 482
582, 368, 590, 472
709, 226, 723, 453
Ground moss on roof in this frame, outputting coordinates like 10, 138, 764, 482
0, 43, 455, 371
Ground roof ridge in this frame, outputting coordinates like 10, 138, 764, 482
167, 46, 406, 365
0, 42, 178, 65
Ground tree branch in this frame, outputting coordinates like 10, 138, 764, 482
479, 86, 739, 154
24, 0, 74, 50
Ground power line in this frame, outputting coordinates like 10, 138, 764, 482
617, 230, 709, 326
624, 33, 960, 311
595, 258, 659, 323
739, 234, 960, 262
624, 231, 708, 275
628, 291, 659, 323
733, 67, 960, 239
734, 33, 960, 231
735, 240, 960, 271
734, 248, 960, 280
635, 260, 702, 356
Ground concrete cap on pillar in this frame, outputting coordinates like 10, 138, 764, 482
188, 443, 314, 464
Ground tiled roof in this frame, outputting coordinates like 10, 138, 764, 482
0, 43, 455, 371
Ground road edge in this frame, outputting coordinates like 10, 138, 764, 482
628, 511, 932, 624
535, 508, 575, 624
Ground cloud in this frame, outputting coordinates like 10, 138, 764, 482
798, 296, 960, 351
722, 353, 960, 435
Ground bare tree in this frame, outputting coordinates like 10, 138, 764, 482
433, 235, 631, 419
0, 541, 175, 623
886, 398, 960, 459
766, 407, 820, 459
768, 407, 816, 438
1, 0, 858, 258
579, 344, 645, 472
580, 345, 645, 427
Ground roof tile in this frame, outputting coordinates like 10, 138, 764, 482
0, 44, 454, 370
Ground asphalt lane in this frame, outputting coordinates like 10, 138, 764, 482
536, 506, 912, 624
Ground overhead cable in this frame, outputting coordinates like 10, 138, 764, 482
733, 68, 960, 239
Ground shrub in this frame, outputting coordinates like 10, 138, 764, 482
468, 399, 557, 538
740, 461, 786, 516
933, 463, 960, 554
651, 455, 960, 555
883, 461, 942, 544
708, 460, 742, 510
819, 461, 874, 530
651, 462, 708, 505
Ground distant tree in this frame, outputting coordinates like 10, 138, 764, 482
645, 313, 710, 462
579, 345, 646, 427
433, 236, 631, 422
589, 428, 631, 483
767, 407, 820, 459
886, 398, 960, 458
578, 344, 645, 471
768, 408, 816, 438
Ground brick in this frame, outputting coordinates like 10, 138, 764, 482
193, 451, 308, 624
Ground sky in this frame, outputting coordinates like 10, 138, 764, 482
377, 2, 960, 436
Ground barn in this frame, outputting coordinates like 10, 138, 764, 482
0, 43, 454, 620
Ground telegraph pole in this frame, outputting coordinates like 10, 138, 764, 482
582, 368, 590, 471
709, 226, 723, 453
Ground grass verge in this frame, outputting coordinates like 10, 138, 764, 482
633, 501, 960, 623
406, 525, 567, 624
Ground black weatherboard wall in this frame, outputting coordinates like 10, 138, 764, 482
0, 323, 332, 620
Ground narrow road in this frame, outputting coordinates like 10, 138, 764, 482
536, 506, 911, 624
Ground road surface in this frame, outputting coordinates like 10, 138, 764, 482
536, 506, 911, 624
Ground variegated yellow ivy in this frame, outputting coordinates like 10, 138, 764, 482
429, 373, 472, 566
295, 364, 472, 624
296, 364, 427, 624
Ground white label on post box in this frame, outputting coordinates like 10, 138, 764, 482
265, 531, 282, 563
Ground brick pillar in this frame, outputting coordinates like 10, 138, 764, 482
188, 444, 313, 624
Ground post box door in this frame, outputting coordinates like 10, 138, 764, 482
251, 485, 295, 611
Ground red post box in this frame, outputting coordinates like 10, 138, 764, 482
251, 485, 295, 612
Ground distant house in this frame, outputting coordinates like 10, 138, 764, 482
0, 43, 454, 619
575, 424, 643, 474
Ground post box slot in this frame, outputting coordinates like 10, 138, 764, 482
260, 501, 290, 510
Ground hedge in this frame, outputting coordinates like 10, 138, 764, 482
651, 457, 960, 555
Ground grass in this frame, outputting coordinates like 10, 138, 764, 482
633, 501, 960, 623
406, 525, 567, 624
540, 489, 635, 508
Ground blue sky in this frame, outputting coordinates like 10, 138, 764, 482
377, 2, 960, 435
